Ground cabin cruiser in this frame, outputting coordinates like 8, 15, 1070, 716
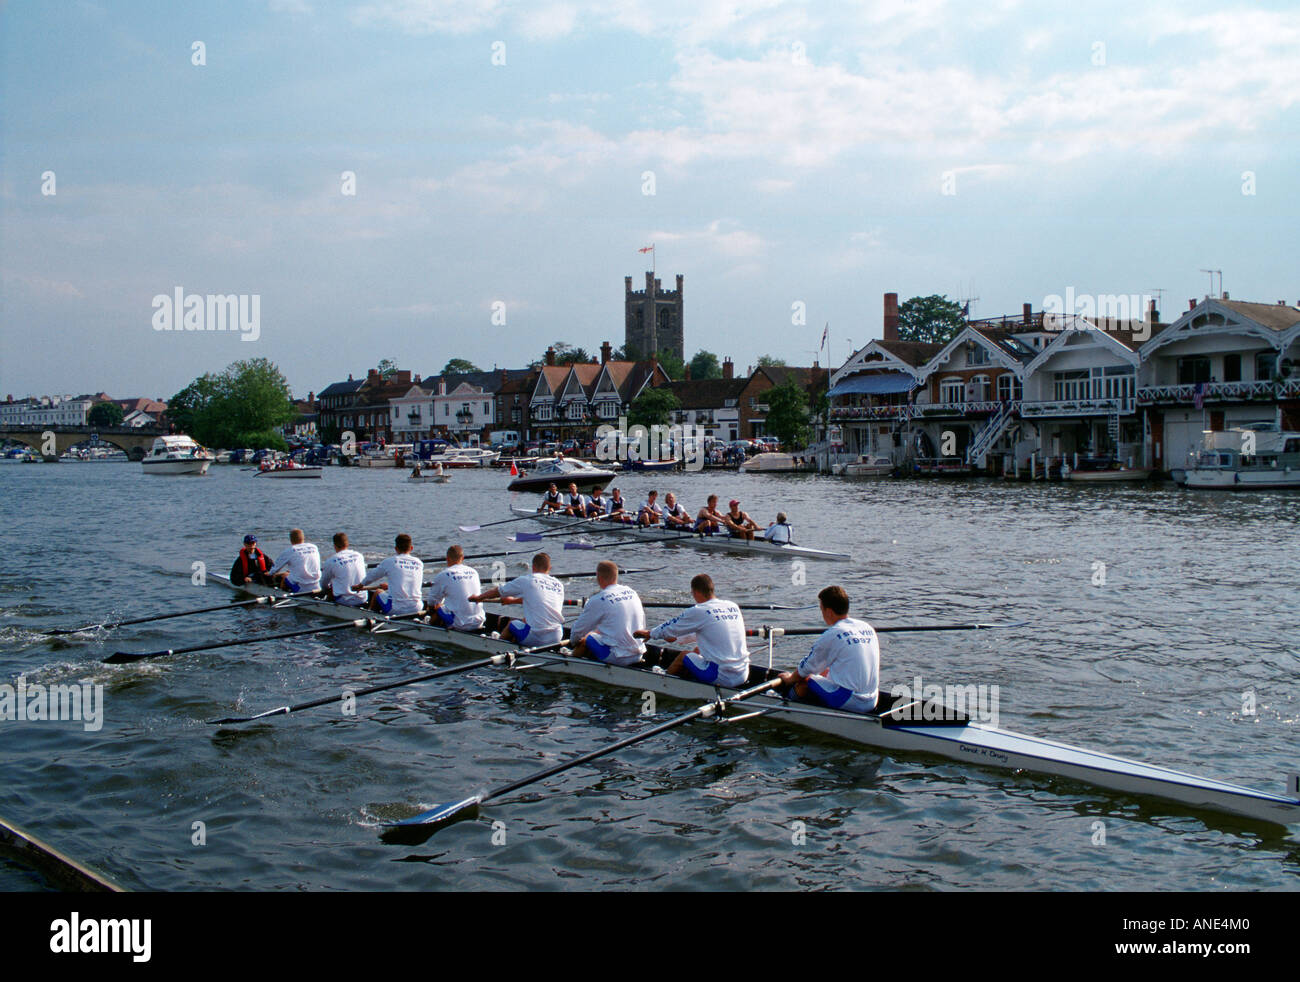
506, 456, 616, 492
141, 435, 213, 475
1184, 423, 1300, 490
833, 454, 894, 477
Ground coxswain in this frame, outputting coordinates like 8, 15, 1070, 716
568, 561, 647, 665
470, 551, 566, 645
662, 492, 692, 529
426, 544, 486, 631
230, 534, 273, 586
319, 532, 367, 607
637, 489, 663, 527
268, 528, 322, 594
585, 486, 610, 519
539, 482, 565, 512
411, 461, 422, 477
355, 533, 425, 615
778, 585, 879, 713
764, 512, 793, 544
635, 573, 749, 687
722, 499, 761, 541
563, 482, 588, 517
695, 494, 725, 534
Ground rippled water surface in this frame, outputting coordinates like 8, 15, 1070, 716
2, 462, 1299, 890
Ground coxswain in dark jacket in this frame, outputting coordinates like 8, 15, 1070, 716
231, 535, 273, 586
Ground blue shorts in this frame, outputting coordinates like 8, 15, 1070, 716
806, 676, 873, 713
508, 619, 531, 642
585, 634, 611, 660
681, 652, 719, 683
434, 606, 456, 627
284, 578, 301, 593
376, 591, 393, 614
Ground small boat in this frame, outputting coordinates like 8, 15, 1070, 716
739, 452, 802, 473
620, 457, 679, 472
439, 447, 500, 468
912, 457, 972, 477
1184, 424, 1300, 490
0, 447, 38, 463
834, 454, 894, 477
141, 435, 213, 475
253, 462, 322, 478
507, 456, 616, 493
213, 574, 1300, 828
1063, 458, 1153, 482
408, 465, 450, 483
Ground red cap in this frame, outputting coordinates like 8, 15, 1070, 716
729, 499, 740, 507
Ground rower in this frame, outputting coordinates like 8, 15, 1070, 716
722, 499, 761, 541
662, 492, 692, 529
268, 529, 322, 594
695, 494, 724, 535
319, 532, 367, 607
230, 534, 273, 586
411, 462, 422, 477
778, 585, 879, 713
635, 573, 749, 688
539, 482, 565, 513
637, 489, 663, 527
607, 488, 632, 524
354, 533, 425, 615
470, 551, 566, 645
764, 512, 793, 545
568, 560, 647, 665
563, 482, 589, 517
585, 486, 610, 519
427, 545, 486, 631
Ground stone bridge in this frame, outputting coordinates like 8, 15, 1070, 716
0, 425, 168, 461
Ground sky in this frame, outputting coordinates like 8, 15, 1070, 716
2, 0, 1298, 401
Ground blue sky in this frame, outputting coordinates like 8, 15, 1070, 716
3, 0, 1298, 400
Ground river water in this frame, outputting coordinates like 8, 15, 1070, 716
2, 462, 1298, 890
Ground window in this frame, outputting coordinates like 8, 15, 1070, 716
1223, 354, 1241, 383
1053, 370, 1089, 401
997, 375, 1023, 401
444, 404, 449, 416
484, 402, 490, 415
939, 378, 965, 403
1256, 351, 1278, 381
1177, 357, 1211, 385
968, 344, 990, 366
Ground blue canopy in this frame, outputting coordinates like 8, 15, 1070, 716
828, 372, 917, 397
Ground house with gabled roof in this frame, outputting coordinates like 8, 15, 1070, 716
665, 359, 745, 441
1137, 296, 1300, 471
528, 342, 671, 442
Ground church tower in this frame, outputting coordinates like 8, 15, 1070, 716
624, 272, 683, 362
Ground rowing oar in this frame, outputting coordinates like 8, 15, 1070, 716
641, 601, 817, 612
45, 597, 271, 636
103, 619, 374, 664
509, 515, 605, 542
207, 641, 570, 725
457, 514, 542, 532
378, 675, 785, 844
746, 620, 1031, 637
550, 565, 665, 580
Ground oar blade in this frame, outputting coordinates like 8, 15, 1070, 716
512, 532, 544, 542
379, 796, 481, 843
563, 541, 595, 550
102, 648, 169, 665
457, 524, 483, 532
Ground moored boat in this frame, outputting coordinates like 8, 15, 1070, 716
253, 462, 323, 478
1184, 424, 1300, 490
211, 574, 1300, 828
834, 454, 894, 477
739, 452, 802, 473
1063, 458, 1154, 482
506, 456, 616, 492
140, 435, 213, 475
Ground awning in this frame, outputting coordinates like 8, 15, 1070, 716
828, 372, 917, 397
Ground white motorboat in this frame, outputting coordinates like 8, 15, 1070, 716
439, 447, 499, 468
507, 456, 616, 492
253, 462, 323, 478
140, 436, 213, 475
1184, 424, 1300, 490
740, 452, 803, 473
834, 454, 895, 477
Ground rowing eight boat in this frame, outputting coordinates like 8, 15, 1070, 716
510, 507, 852, 562
211, 574, 1300, 828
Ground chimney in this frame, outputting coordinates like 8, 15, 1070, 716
1147, 298, 1158, 324
438, 380, 446, 395
883, 292, 899, 341
545, 346, 556, 366
396, 370, 411, 384
684, 363, 692, 381
500, 369, 508, 386
1222, 291, 1229, 300
307, 391, 314, 403
347, 373, 353, 381
1188, 299, 1197, 311
601, 340, 612, 364
367, 368, 379, 380
722, 358, 734, 380
1022, 302, 1032, 326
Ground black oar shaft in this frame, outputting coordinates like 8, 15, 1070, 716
105, 619, 366, 663
47, 597, 267, 635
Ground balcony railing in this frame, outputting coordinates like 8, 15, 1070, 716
1136, 380, 1282, 404
829, 405, 911, 421
915, 400, 1004, 417
1019, 397, 1134, 417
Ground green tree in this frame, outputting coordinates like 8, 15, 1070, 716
689, 350, 722, 379
554, 342, 592, 365
655, 347, 683, 379
627, 386, 680, 429
614, 342, 640, 361
168, 358, 295, 449
898, 295, 966, 345
87, 401, 124, 427
764, 378, 811, 449
376, 358, 399, 379
756, 354, 787, 368
442, 358, 480, 375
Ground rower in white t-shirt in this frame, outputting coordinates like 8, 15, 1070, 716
427, 544, 486, 631
471, 551, 566, 646
356, 533, 425, 616
269, 529, 322, 593
779, 585, 879, 713
636, 573, 750, 687
569, 561, 647, 666
764, 512, 793, 545
319, 531, 367, 606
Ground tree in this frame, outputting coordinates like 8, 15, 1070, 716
627, 386, 680, 429
87, 401, 124, 427
168, 358, 295, 449
898, 295, 966, 345
689, 350, 722, 379
376, 358, 399, 379
756, 354, 787, 368
763, 378, 811, 449
614, 342, 640, 361
442, 358, 480, 375
655, 347, 683, 379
